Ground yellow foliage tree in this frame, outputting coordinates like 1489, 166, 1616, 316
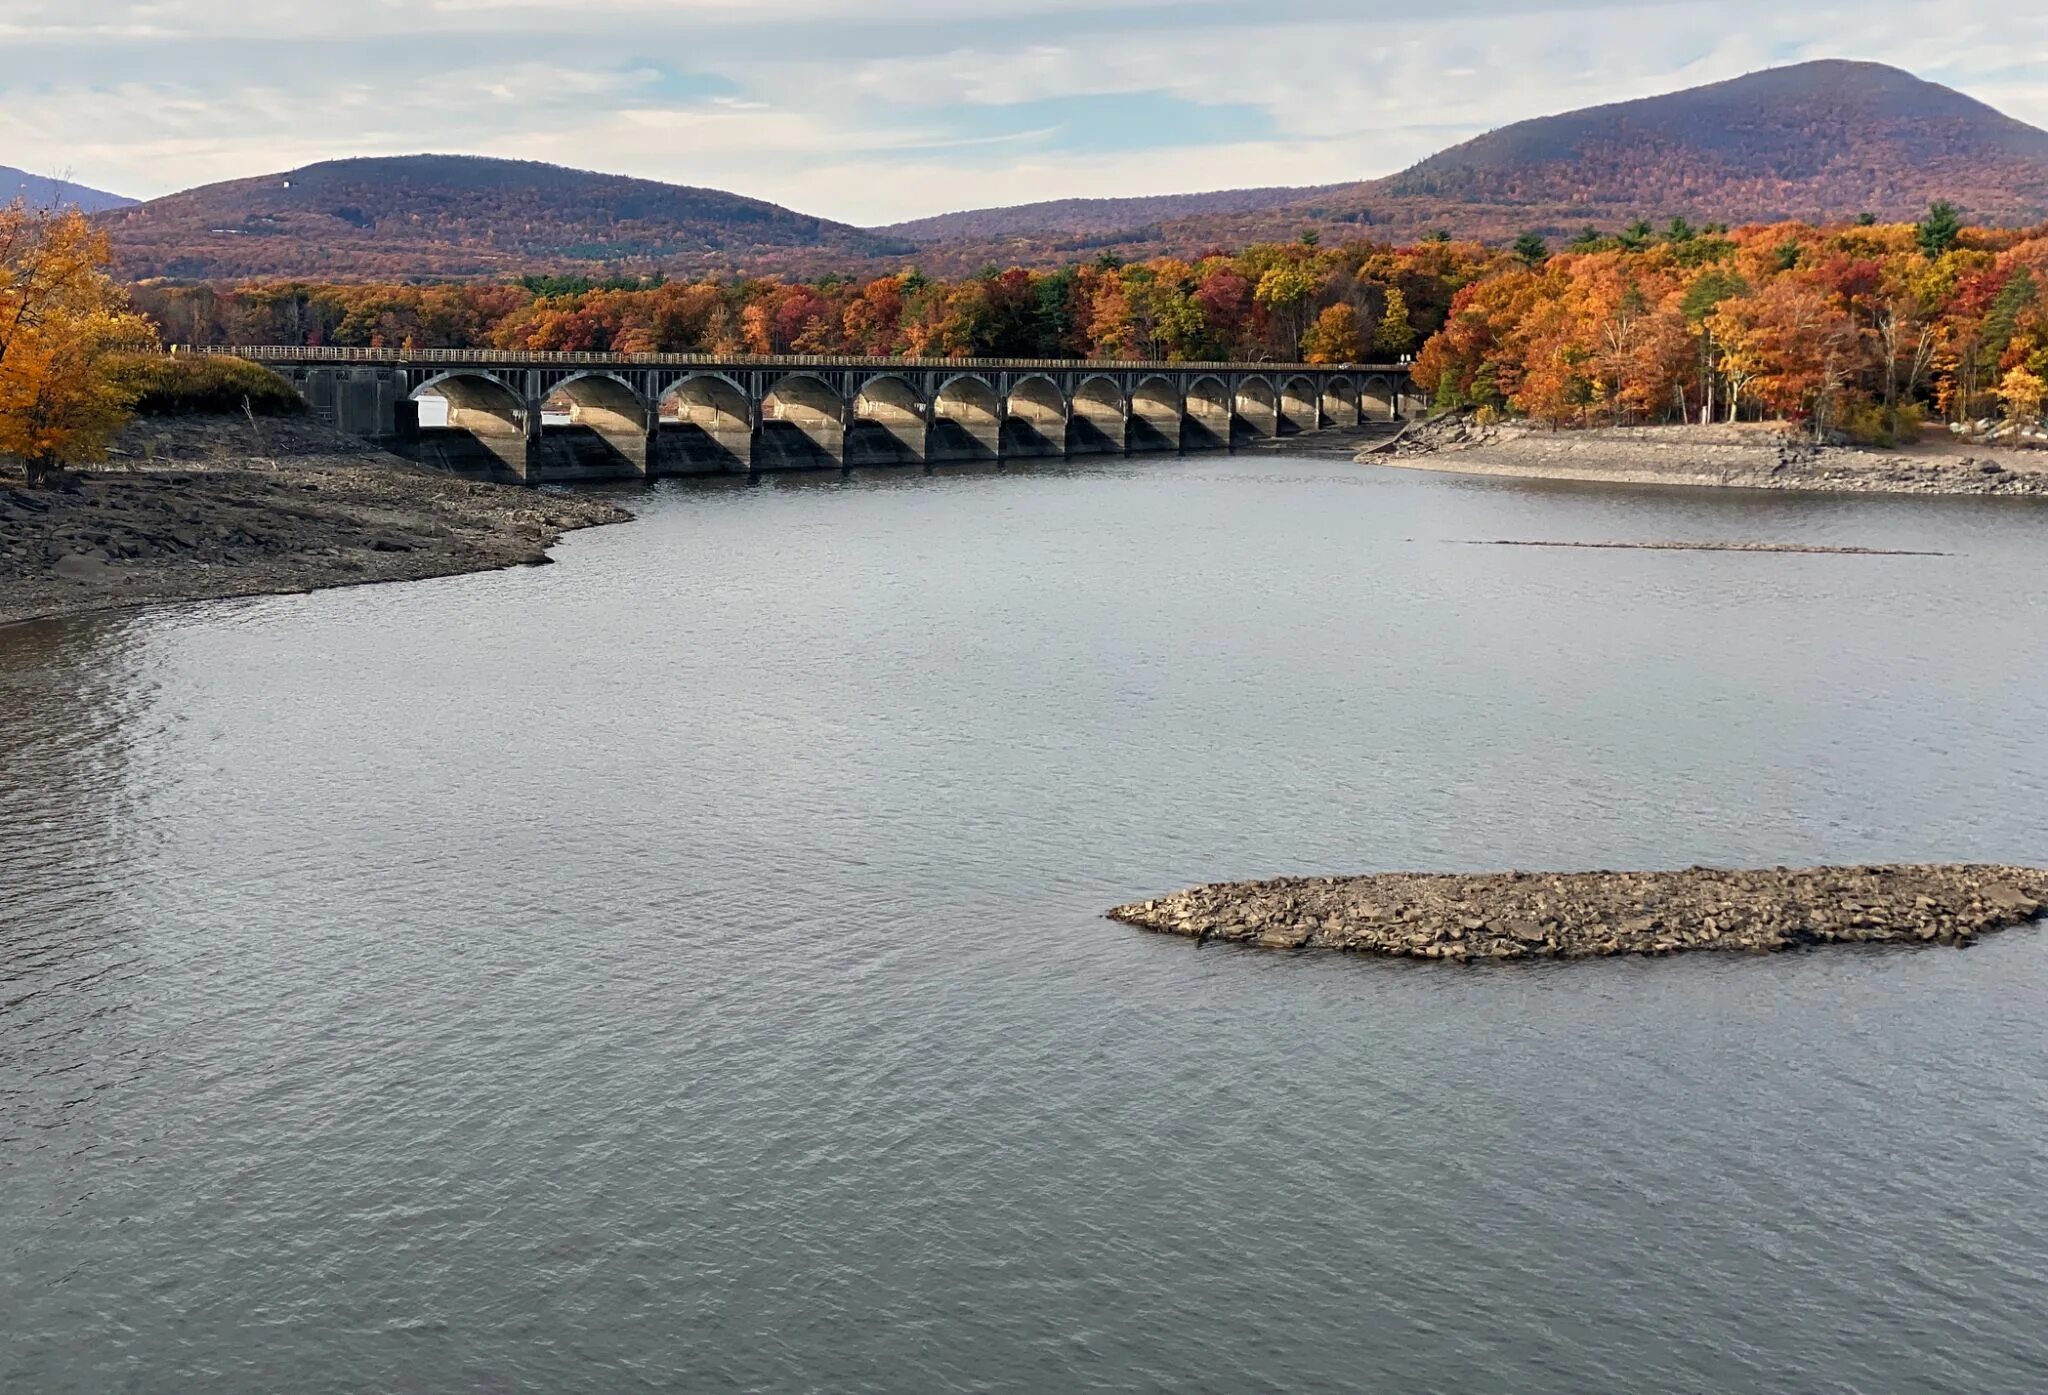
0, 204, 154, 485
1997, 365, 2046, 426
1300, 303, 1364, 364
1374, 287, 1418, 357
1253, 265, 1316, 357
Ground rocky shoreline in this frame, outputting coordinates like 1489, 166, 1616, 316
1361, 418, 2048, 498
1, 416, 632, 629
1110, 865, 2048, 961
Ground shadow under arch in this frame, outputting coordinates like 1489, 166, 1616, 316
1362, 374, 1401, 423
656, 372, 754, 474
1003, 374, 1068, 459
1279, 375, 1320, 435
411, 371, 530, 480
931, 373, 1001, 464
1233, 374, 1279, 445
1183, 375, 1232, 452
1322, 375, 1360, 428
758, 372, 847, 471
543, 371, 652, 478
1069, 375, 1129, 456
848, 373, 927, 467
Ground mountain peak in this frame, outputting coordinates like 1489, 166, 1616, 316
1381, 58, 2048, 214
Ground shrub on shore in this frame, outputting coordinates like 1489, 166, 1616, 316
107, 354, 307, 418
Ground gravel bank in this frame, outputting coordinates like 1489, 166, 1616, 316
1361, 418, 2048, 498
1110, 865, 2048, 962
1, 416, 631, 629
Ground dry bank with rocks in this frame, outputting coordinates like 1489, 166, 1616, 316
1362, 416, 2048, 498
1, 416, 631, 629
1111, 865, 2048, 962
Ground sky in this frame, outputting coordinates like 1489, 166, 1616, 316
2, 0, 2045, 227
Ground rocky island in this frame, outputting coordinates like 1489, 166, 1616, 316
1110, 865, 2048, 961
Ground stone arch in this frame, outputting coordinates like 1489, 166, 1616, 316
1279, 375, 1320, 435
930, 373, 1001, 463
758, 372, 846, 470
413, 370, 523, 424
1362, 374, 1397, 423
1234, 374, 1279, 443
657, 371, 750, 420
1123, 375, 1180, 453
543, 371, 651, 478
656, 372, 753, 474
1069, 374, 1128, 456
547, 371, 647, 424
1322, 375, 1361, 428
410, 371, 530, 480
1004, 374, 1068, 459
848, 373, 926, 467
1183, 374, 1232, 451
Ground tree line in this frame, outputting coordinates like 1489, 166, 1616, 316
1418, 203, 2048, 438
9, 200, 2048, 488
132, 239, 1475, 365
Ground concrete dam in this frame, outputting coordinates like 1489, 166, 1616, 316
211, 347, 1419, 484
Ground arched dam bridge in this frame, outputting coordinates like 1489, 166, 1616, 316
207, 347, 1419, 484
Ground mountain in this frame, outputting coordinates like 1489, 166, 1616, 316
88, 62, 2048, 282
1375, 59, 2048, 223
3, 165, 135, 213
101, 155, 911, 281
881, 185, 1346, 245
904, 60, 2048, 269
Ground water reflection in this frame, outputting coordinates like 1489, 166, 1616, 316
0, 618, 161, 1152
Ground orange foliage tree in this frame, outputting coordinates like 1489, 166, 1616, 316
1301, 304, 1364, 363
0, 204, 155, 485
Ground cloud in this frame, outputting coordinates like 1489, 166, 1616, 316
1, 0, 2043, 224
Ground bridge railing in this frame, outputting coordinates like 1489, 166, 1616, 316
152, 344, 1414, 375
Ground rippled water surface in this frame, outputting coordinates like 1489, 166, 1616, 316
6, 456, 2048, 1393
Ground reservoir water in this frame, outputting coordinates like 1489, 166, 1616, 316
5, 454, 2048, 1393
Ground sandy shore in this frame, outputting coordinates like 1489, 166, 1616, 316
1111, 866, 2048, 962
1362, 419, 2048, 498
1, 416, 632, 629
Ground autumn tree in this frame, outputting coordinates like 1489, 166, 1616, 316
1997, 365, 2045, 426
0, 204, 154, 485
1374, 288, 1418, 357
1301, 304, 1363, 364
1710, 278, 1853, 432
1253, 263, 1316, 359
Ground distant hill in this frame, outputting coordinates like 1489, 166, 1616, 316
86, 61, 2048, 283
904, 60, 2048, 270
3, 165, 135, 213
101, 155, 911, 281
881, 185, 1346, 245
1375, 59, 2048, 222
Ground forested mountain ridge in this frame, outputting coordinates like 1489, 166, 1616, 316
89, 61, 2048, 282
881, 185, 1349, 244
1379, 60, 2048, 217
3, 165, 135, 213
101, 155, 910, 281
907, 61, 2048, 271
